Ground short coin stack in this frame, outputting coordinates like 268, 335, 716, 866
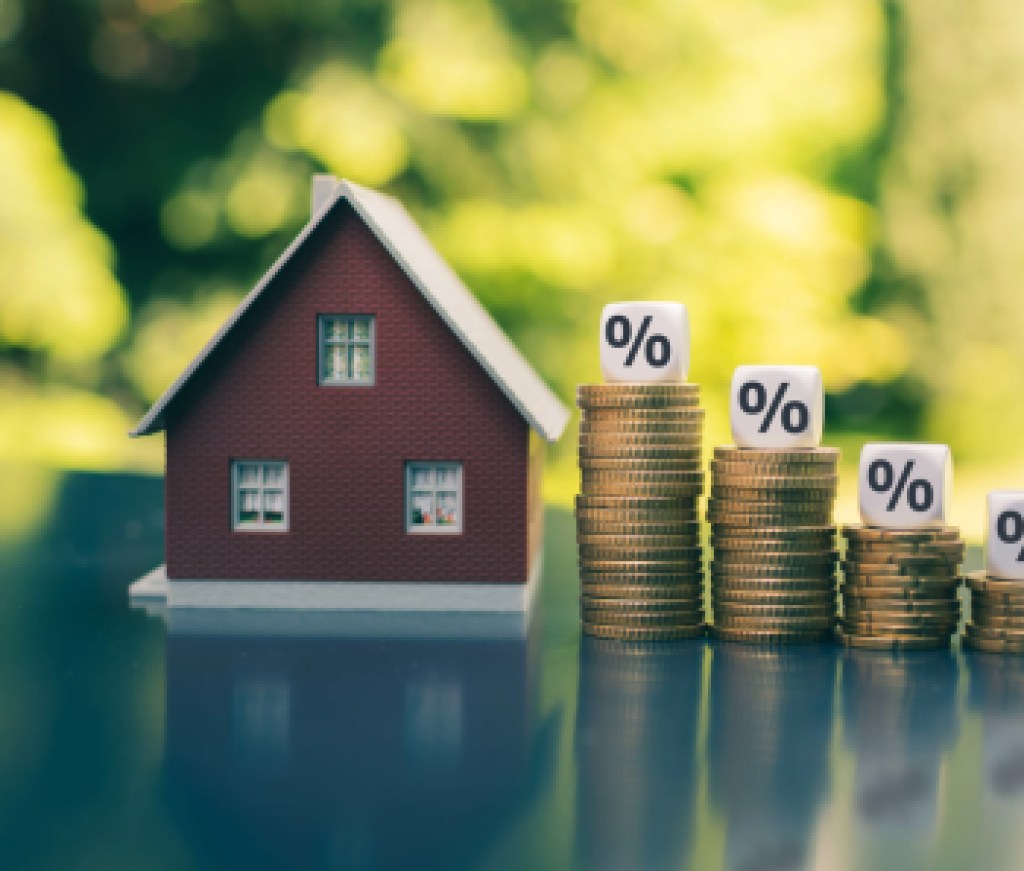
963, 571, 1024, 654
576, 383, 706, 641
837, 526, 965, 650
708, 447, 840, 645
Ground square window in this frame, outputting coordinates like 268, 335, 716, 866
318, 315, 374, 385
232, 461, 289, 531
406, 462, 463, 534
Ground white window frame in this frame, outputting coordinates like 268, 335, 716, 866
232, 460, 290, 532
318, 315, 375, 386
406, 462, 463, 535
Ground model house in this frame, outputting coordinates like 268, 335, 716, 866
130, 176, 569, 611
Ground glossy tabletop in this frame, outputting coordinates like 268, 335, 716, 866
2, 472, 1022, 870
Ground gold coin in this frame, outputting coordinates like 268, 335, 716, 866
576, 384, 700, 409
581, 584, 703, 601
579, 431, 704, 447
580, 458, 704, 474
711, 462, 839, 479
585, 481, 704, 497
583, 468, 704, 483
578, 447, 704, 462
581, 596, 704, 615
576, 494, 696, 511
577, 519, 702, 536
834, 630, 949, 651
709, 489, 837, 506
710, 576, 834, 592
964, 622, 1024, 642
577, 533, 701, 547
580, 558, 703, 574
842, 592, 958, 611
579, 546, 703, 563
844, 555, 960, 573
838, 616, 957, 634
711, 524, 836, 540
709, 626, 833, 645
968, 597, 1024, 617
581, 610, 703, 628
712, 562, 835, 579
711, 602, 835, 619
841, 525, 961, 542
713, 550, 838, 567
706, 511, 833, 527
579, 568, 703, 584
713, 612, 835, 629
842, 604, 960, 623
965, 612, 1024, 630
713, 446, 840, 463
707, 496, 833, 511
581, 623, 706, 641
580, 409, 705, 425
711, 473, 839, 488
712, 588, 835, 606
840, 579, 960, 598
712, 538, 835, 555
965, 571, 1024, 596
962, 633, 1024, 655
845, 539, 965, 555
841, 560, 958, 578
580, 421, 704, 438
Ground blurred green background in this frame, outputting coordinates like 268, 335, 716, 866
2, 0, 1023, 545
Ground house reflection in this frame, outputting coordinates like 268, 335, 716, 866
841, 649, 959, 841
573, 637, 704, 871
160, 608, 558, 870
966, 650, 1024, 805
708, 643, 838, 871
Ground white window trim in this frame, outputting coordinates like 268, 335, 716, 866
406, 462, 463, 535
232, 460, 290, 532
318, 314, 375, 386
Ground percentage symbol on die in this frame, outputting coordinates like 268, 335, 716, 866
868, 458, 934, 513
605, 314, 671, 368
738, 381, 809, 434
996, 509, 1024, 562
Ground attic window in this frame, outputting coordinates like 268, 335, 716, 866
319, 315, 374, 385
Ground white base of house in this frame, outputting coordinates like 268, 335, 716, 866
129, 554, 543, 615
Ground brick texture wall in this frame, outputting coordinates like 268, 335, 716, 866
164, 202, 531, 583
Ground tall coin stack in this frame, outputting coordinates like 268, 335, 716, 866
708, 447, 840, 645
837, 526, 965, 650
963, 571, 1024, 654
576, 383, 706, 641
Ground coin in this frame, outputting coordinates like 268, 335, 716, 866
579, 569, 703, 585
581, 623, 706, 641
581, 601, 704, 619
838, 617, 957, 635
962, 634, 1024, 655
835, 629, 948, 651
843, 554, 959, 572
712, 588, 835, 606
576, 384, 700, 408
577, 533, 702, 547
840, 579, 960, 598
711, 602, 835, 619
965, 571, 1024, 597
842, 606, 960, 625
964, 611, 1024, 629
842, 525, 961, 542
713, 612, 835, 629
712, 563, 835, 579
580, 415, 704, 431
706, 510, 834, 527
712, 540, 835, 557
711, 525, 836, 540
841, 561, 958, 578
713, 446, 840, 464
845, 540, 965, 557
964, 622, 1024, 642
713, 550, 838, 567
580, 458, 704, 474
709, 576, 835, 592
707, 498, 833, 512
579, 547, 703, 565
711, 473, 839, 488
578, 447, 704, 462
576, 494, 696, 510
842, 595, 959, 614
580, 559, 703, 574
709, 626, 833, 645
583, 480, 705, 497
577, 519, 702, 536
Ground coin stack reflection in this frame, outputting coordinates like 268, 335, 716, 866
837, 526, 965, 650
708, 447, 840, 645
576, 383, 705, 640
964, 571, 1024, 654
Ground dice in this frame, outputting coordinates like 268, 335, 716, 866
858, 443, 952, 528
599, 302, 689, 383
987, 491, 1024, 580
730, 365, 823, 449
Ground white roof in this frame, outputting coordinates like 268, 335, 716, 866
132, 178, 570, 442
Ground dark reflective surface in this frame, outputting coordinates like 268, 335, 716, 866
2, 472, 1024, 870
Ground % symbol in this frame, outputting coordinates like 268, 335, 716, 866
738, 381, 809, 434
605, 314, 671, 368
997, 509, 1024, 562
867, 459, 934, 512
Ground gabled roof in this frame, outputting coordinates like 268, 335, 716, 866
131, 178, 570, 442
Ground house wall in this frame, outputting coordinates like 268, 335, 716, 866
164, 203, 531, 583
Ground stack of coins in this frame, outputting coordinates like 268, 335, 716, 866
964, 571, 1024, 654
708, 447, 839, 645
576, 383, 706, 641
837, 526, 965, 650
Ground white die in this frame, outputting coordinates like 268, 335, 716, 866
599, 302, 689, 383
730, 365, 823, 449
987, 491, 1024, 580
858, 443, 952, 528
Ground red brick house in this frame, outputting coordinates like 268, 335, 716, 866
130, 176, 569, 612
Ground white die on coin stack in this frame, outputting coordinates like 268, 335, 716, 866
730, 365, 823, 449
986, 491, 1024, 581
599, 302, 690, 384
857, 443, 951, 528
